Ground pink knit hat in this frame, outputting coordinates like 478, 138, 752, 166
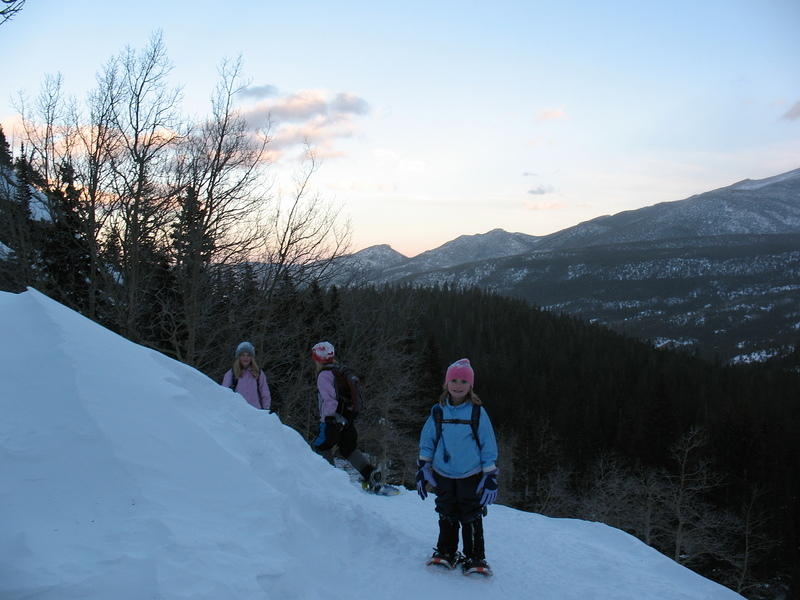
444, 358, 474, 387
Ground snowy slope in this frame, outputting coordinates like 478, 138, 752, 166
0, 289, 744, 600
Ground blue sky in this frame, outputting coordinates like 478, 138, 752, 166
3, 0, 799, 256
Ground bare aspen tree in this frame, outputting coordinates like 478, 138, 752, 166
68, 59, 124, 319
631, 464, 670, 547
726, 487, 777, 595
107, 31, 182, 340
15, 73, 68, 192
164, 56, 273, 367
259, 149, 351, 302
0, 0, 26, 25
666, 427, 726, 565
580, 453, 638, 528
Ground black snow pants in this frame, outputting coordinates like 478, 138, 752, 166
434, 472, 486, 560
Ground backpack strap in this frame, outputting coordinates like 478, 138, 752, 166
322, 364, 360, 415
231, 371, 266, 410
255, 371, 265, 410
432, 403, 482, 463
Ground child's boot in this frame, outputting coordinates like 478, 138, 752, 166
460, 517, 492, 575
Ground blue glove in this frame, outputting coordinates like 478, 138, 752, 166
416, 459, 436, 500
314, 415, 344, 450
312, 422, 328, 448
476, 469, 498, 506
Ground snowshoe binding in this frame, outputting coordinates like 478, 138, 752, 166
461, 557, 493, 577
361, 464, 385, 493
426, 549, 463, 570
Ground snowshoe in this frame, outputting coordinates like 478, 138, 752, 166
461, 557, 493, 577
426, 549, 462, 570
361, 464, 384, 493
370, 483, 400, 496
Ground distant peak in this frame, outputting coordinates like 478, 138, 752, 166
351, 244, 407, 259
729, 167, 800, 191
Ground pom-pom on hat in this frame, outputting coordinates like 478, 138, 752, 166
235, 341, 255, 357
311, 341, 335, 363
445, 358, 474, 387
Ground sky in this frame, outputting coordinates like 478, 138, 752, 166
2, 0, 799, 257
0, 287, 743, 599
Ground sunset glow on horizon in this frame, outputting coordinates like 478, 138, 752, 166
3, 1, 799, 258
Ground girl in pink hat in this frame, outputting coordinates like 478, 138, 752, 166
416, 358, 499, 576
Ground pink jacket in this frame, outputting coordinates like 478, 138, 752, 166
222, 368, 271, 410
316, 369, 338, 422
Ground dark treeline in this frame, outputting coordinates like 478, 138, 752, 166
381, 286, 799, 598
1, 35, 798, 600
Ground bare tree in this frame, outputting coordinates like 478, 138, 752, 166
723, 487, 778, 595
579, 453, 639, 528
258, 148, 351, 302
107, 31, 183, 340
15, 73, 69, 193
164, 56, 273, 366
666, 427, 726, 565
630, 464, 670, 547
0, 0, 25, 25
513, 418, 575, 516
58, 58, 125, 319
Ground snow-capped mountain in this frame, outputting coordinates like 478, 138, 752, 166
340, 167, 800, 363
0, 288, 743, 599
398, 228, 540, 272
533, 168, 800, 251
335, 228, 540, 284
347, 243, 408, 269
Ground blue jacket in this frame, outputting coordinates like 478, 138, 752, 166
418, 399, 498, 479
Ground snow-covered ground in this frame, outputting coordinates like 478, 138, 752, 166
0, 288, 744, 600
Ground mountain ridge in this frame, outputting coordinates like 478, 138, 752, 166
337, 167, 800, 363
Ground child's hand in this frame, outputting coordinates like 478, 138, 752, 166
416, 459, 436, 500
476, 469, 498, 506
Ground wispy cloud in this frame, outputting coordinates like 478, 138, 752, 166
238, 89, 371, 160
522, 171, 538, 177
331, 93, 369, 115
528, 185, 555, 195
525, 200, 566, 211
536, 108, 567, 121
268, 114, 359, 151
238, 84, 279, 100
782, 100, 800, 121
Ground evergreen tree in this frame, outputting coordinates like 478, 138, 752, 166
39, 161, 93, 311
0, 125, 12, 168
168, 185, 217, 364
0, 156, 39, 289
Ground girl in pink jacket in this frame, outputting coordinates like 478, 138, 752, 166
221, 341, 272, 411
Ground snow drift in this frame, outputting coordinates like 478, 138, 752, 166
0, 288, 743, 599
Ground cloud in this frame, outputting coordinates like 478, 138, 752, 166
523, 171, 538, 177
267, 90, 330, 122
237, 89, 370, 160
238, 84, 279, 100
536, 108, 567, 121
331, 93, 369, 115
525, 199, 566, 211
528, 185, 555, 195
782, 101, 800, 121
268, 114, 358, 150
243, 90, 371, 124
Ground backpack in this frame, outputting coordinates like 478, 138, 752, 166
432, 403, 481, 464
322, 364, 365, 417
229, 371, 267, 410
